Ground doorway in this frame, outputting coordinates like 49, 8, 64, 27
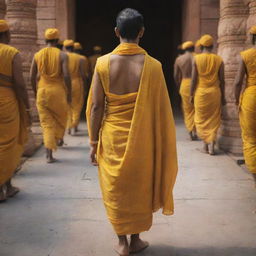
76, 0, 182, 110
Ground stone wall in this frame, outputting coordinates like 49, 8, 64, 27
182, 0, 219, 50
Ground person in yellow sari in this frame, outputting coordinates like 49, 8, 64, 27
234, 26, 256, 185
174, 41, 197, 140
64, 40, 88, 135
30, 28, 71, 163
87, 9, 178, 256
89, 45, 102, 74
190, 34, 226, 155
0, 20, 30, 201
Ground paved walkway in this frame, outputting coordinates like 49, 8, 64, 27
0, 118, 256, 256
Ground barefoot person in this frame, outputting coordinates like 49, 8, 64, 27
234, 26, 256, 185
30, 28, 71, 163
174, 41, 197, 140
63, 40, 88, 135
0, 20, 30, 201
190, 34, 226, 155
87, 9, 178, 255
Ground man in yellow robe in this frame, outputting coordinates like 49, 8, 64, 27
30, 28, 71, 163
87, 8, 178, 256
89, 45, 102, 74
190, 34, 226, 155
234, 26, 256, 185
0, 20, 30, 201
63, 40, 88, 135
174, 41, 197, 140
74, 42, 91, 82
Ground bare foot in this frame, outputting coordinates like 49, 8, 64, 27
68, 129, 71, 135
6, 185, 20, 198
114, 242, 129, 256
57, 139, 64, 147
0, 185, 7, 203
252, 174, 256, 188
47, 157, 57, 164
189, 131, 194, 141
129, 235, 149, 254
209, 142, 215, 155
199, 143, 208, 154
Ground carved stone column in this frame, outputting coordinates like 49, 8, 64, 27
217, 0, 249, 155
6, 0, 42, 156
0, 0, 6, 18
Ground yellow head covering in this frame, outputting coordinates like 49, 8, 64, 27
0, 20, 9, 33
93, 45, 102, 52
58, 39, 63, 45
250, 26, 256, 35
195, 40, 201, 47
74, 42, 82, 50
63, 39, 74, 47
182, 41, 194, 50
199, 34, 214, 47
45, 28, 60, 40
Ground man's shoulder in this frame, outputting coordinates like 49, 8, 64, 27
1, 44, 19, 56
146, 54, 162, 68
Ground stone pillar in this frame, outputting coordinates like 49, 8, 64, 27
6, 0, 42, 156
217, 0, 249, 154
247, 0, 256, 42
0, 0, 6, 18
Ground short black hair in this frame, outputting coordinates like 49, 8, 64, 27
186, 46, 195, 52
45, 39, 59, 44
116, 8, 144, 40
65, 46, 74, 52
200, 45, 213, 51
252, 34, 256, 45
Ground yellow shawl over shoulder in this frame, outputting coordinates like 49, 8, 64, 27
194, 53, 222, 143
240, 48, 256, 173
86, 43, 178, 235
35, 47, 68, 150
67, 52, 84, 129
0, 43, 29, 185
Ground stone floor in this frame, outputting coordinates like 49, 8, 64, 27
0, 118, 255, 256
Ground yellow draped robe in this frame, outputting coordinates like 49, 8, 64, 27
180, 78, 195, 132
194, 53, 222, 143
240, 48, 256, 173
0, 43, 29, 186
67, 52, 84, 129
86, 43, 178, 235
35, 47, 68, 150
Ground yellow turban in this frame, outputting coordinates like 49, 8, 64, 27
199, 34, 214, 47
93, 45, 102, 51
74, 42, 82, 50
63, 39, 74, 47
182, 41, 194, 50
250, 26, 256, 35
0, 20, 9, 33
195, 40, 201, 47
45, 28, 60, 40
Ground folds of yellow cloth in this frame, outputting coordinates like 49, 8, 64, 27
67, 52, 85, 129
35, 47, 68, 150
194, 53, 222, 143
239, 48, 256, 173
87, 43, 178, 235
240, 86, 256, 173
180, 78, 195, 132
0, 87, 29, 185
68, 77, 84, 128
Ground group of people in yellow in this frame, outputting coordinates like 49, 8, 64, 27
0, 5, 256, 255
175, 31, 256, 184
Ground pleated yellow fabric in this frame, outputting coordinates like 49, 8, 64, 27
180, 78, 195, 132
0, 43, 29, 186
194, 53, 222, 143
67, 52, 84, 129
86, 43, 178, 235
35, 47, 68, 150
240, 48, 256, 173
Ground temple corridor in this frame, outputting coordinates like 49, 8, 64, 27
0, 118, 255, 256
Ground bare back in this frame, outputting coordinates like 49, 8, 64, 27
109, 54, 145, 95
176, 52, 194, 79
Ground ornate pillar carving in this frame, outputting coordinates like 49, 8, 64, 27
217, 0, 249, 154
6, 0, 42, 156
0, 0, 6, 18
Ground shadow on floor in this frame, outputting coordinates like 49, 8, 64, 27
138, 245, 256, 256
